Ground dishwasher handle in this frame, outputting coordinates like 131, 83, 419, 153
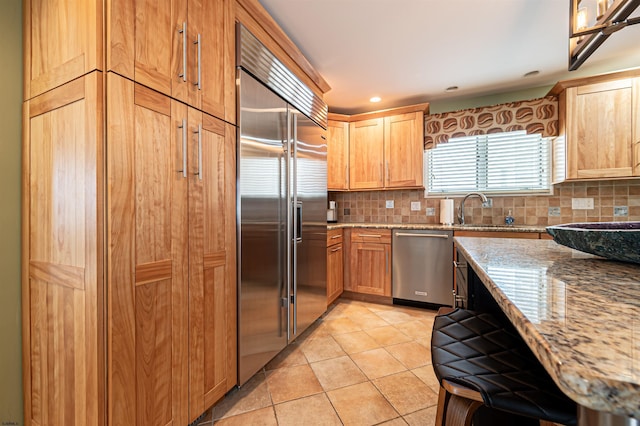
395, 232, 450, 239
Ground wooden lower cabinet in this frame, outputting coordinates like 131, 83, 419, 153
23, 71, 104, 426
327, 229, 344, 305
22, 72, 236, 426
348, 229, 391, 296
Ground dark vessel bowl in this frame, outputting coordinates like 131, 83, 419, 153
546, 222, 640, 264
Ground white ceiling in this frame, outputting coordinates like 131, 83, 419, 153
258, 0, 640, 114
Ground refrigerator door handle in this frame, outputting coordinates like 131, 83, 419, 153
295, 201, 302, 243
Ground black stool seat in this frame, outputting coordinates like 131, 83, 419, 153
431, 308, 577, 426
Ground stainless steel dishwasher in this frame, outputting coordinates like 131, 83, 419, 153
392, 229, 453, 308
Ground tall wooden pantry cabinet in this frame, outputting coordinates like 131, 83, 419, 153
22, 1, 236, 425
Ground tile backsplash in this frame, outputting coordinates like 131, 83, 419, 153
330, 180, 640, 226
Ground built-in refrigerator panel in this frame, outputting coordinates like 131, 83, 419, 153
238, 71, 289, 385
289, 109, 327, 341
237, 23, 328, 387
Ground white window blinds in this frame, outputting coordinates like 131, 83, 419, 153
425, 130, 551, 195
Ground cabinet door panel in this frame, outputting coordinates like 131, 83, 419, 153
25, 73, 102, 426
188, 110, 234, 420
189, 0, 226, 119
108, 0, 183, 100
385, 112, 423, 188
350, 242, 391, 296
349, 118, 384, 189
328, 120, 349, 190
107, 75, 189, 426
26, 0, 101, 98
568, 81, 633, 179
327, 243, 344, 305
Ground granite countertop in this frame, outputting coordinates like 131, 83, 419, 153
454, 237, 640, 418
327, 222, 546, 233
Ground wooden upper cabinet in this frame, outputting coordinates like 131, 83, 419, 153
327, 120, 349, 190
349, 118, 385, 189
107, 0, 235, 122
24, 0, 102, 99
566, 79, 635, 179
384, 112, 424, 188
550, 70, 640, 181
337, 104, 428, 191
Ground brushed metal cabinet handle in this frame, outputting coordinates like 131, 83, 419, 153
193, 124, 202, 180
357, 234, 381, 238
178, 119, 187, 178
178, 22, 187, 82
395, 232, 449, 239
331, 247, 342, 253
194, 33, 201, 90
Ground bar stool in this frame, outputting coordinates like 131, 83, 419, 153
431, 308, 577, 426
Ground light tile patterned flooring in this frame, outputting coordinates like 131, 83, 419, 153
201, 299, 441, 425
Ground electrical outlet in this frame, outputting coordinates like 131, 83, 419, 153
410, 201, 421, 211
571, 198, 594, 210
426, 207, 436, 216
548, 207, 561, 217
482, 198, 493, 208
386, 200, 394, 209
614, 206, 628, 217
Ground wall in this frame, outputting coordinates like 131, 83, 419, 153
0, 0, 23, 424
331, 179, 640, 226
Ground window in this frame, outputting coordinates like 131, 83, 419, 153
425, 130, 551, 196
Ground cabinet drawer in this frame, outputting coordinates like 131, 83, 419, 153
327, 228, 343, 246
350, 228, 391, 244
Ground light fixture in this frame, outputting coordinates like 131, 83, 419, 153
369, 96, 381, 103
569, 0, 640, 71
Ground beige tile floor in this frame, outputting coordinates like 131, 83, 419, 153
201, 299, 441, 425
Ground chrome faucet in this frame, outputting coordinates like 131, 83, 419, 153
457, 192, 488, 224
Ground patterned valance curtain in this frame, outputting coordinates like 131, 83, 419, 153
424, 96, 558, 149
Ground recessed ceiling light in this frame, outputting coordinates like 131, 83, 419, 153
524, 70, 540, 77
445, 86, 459, 92
370, 96, 381, 103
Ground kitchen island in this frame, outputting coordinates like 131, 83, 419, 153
454, 237, 640, 424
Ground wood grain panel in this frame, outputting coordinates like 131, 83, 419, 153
384, 112, 424, 188
349, 118, 384, 189
135, 279, 173, 426
327, 243, 344, 306
107, 74, 189, 426
106, 0, 135, 77
133, 0, 174, 97
188, 108, 229, 420
135, 259, 172, 286
189, 0, 226, 119
349, 242, 391, 296
25, 74, 103, 426
29, 261, 85, 290
327, 120, 349, 190
223, 123, 237, 389
26, 0, 101, 98
633, 77, 640, 177
203, 263, 227, 408
28, 77, 85, 118
106, 73, 137, 426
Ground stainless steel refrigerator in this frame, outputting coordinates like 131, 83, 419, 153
237, 25, 328, 385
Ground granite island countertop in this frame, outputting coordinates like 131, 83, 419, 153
454, 237, 640, 418
328, 222, 547, 233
